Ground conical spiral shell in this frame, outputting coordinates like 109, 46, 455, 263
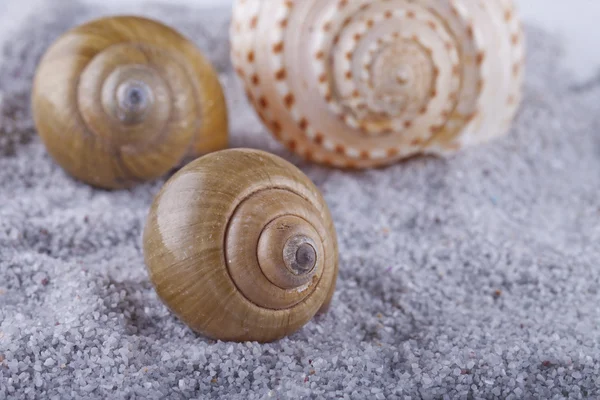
231, 0, 524, 168
143, 149, 338, 342
33, 16, 228, 189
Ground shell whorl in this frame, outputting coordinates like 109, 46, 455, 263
33, 16, 228, 189
143, 149, 338, 343
231, 0, 524, 168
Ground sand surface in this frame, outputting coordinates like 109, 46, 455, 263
1, 2, 600, 399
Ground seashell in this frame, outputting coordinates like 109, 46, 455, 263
143, 148, 338, 342
32, 16, 228, 189
231, 0, 524, 168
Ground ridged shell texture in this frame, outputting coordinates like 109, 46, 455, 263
231, 0, 524, 168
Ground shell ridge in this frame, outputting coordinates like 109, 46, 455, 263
231, 0, 523, 166
222, 186, 328, 309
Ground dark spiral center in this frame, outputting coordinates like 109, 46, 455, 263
294, 243, 317, 275
127, 87, 144, 106
116, 80, 153, 124
283, 235, 318, 276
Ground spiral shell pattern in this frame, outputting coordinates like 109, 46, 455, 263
231, 0, 524, 168
33, 16, 228, 189
143, 149, 338, 342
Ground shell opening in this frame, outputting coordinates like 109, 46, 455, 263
116, 80, 154, 124
255, 214, 321, 292
95, 63, 173, 147
283, 235, 318, 276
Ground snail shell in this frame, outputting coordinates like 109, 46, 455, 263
231, 0, 524, 168
143, 148, 338, 342
32, 16, 228, 189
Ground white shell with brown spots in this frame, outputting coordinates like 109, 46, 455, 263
231, 0, 525, 168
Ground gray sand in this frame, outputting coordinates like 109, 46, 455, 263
1, 2, 600, 399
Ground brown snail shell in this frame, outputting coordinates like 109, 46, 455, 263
231, 0, 524, 168
143, 148, 338, 342
32, 16, 228, 189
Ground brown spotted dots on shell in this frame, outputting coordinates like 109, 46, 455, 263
231, 0, 525, 168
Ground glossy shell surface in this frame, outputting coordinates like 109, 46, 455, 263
143, 149, 339, 342
33, 16, 228, 188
